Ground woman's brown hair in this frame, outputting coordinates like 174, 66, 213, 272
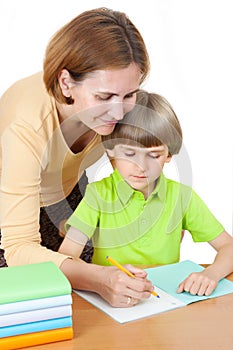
43, 7, 150, 104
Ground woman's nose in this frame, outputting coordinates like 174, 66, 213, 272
107, 102, 125, 121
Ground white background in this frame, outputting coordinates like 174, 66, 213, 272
0, 0, 232, 263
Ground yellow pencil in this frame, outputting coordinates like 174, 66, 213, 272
106, 256, 160, 298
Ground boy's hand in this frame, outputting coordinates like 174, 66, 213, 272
177, 271, 218, 296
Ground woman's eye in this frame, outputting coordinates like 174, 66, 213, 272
124, 93, 134, 99
96, 95, 111, 101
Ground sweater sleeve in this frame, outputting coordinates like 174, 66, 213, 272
0, 121, 69, 267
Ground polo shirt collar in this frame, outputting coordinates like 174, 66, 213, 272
111, 169, 167, 205
145, 172, 167, 203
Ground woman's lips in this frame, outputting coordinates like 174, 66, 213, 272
98, 118, 117, 126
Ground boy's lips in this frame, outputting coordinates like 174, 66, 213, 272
132, 175, 147, 179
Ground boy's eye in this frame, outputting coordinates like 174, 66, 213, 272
149, 153, 161, 159
124, 152, 135, 157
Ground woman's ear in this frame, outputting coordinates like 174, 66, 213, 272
58, 69, 73, 98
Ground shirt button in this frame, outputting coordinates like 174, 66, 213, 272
141, 219, 147, 225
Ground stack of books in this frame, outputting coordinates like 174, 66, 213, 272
0, 261, 73, 349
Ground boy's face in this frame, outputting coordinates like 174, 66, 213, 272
107, 144, 172, 198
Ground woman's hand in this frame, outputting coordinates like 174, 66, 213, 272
177, 270, 218, 296
98, 265, 154, 308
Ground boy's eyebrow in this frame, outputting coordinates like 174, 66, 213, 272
148, 146, 166, 152
120, 145, 166, 152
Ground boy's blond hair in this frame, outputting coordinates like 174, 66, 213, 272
102, 90, 183, 155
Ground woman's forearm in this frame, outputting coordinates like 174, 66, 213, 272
60, 258, 106, 293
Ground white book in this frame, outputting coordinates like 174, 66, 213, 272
0, 294, 72, 316
0, 304, 72, 327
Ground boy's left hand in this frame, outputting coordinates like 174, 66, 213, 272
177, 271, 218, 296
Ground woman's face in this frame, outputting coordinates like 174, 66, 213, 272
59, 63, 141, 135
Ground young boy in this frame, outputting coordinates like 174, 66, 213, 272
59, 90, 233, 297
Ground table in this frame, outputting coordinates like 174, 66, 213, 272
25, 270, 233, 350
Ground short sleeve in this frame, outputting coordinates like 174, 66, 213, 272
65, 183, 100, 239
183, 190, 224, 242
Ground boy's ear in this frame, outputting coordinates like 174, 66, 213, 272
105, 149, 115, 158
166, 154, 172, 163
105, 149, 116, 168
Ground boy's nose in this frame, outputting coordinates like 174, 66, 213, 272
136, 155, 147, 172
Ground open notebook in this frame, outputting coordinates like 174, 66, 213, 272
74, 260, 233, 323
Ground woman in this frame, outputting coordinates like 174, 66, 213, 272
0, 8, 154, 307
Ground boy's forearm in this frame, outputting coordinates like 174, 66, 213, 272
204, 244, 233, 281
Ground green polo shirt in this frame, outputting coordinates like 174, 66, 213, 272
66, 169, 224, 266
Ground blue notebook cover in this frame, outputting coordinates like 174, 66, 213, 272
145, 260, 233, 305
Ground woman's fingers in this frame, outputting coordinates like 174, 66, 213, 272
101, 266, 153, 307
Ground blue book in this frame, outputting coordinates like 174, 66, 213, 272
0, 316, 72, 338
